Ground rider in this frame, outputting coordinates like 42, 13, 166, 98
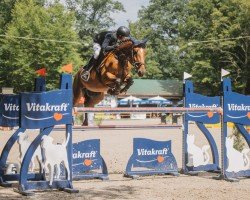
81, 26, 131, 81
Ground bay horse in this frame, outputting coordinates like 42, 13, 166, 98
73, 39, 147, 125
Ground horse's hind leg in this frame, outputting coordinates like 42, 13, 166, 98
81, 94, 90, 126
82, 92, 105, 126
73, 71, 84, 106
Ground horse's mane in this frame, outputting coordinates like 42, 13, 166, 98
115, 39, 133, 54
99, 39, 134, 68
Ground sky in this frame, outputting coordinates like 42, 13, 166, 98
112, 0, 150, 28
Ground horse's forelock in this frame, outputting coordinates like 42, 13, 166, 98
134, 38, 148, 48
116, 40, 133, 53
120, 38, 132, 43
120, 40, 133, 47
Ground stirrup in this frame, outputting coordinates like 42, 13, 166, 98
81, 70, 90, 81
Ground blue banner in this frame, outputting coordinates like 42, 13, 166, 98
0, 94, 20, 127
20, 89, 72, 128
223, 92, 250, 125
185, 93, 220, 124
129, 138, 178, 171
72, 139, 103, 175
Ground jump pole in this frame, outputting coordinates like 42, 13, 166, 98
75, 107, 222, 114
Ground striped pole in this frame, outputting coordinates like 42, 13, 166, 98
75, 107, 222, 114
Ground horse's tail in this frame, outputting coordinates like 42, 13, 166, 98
73, 70, 83, 106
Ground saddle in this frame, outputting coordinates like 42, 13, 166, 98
81, 54, 104, 81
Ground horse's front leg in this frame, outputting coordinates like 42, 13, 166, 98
105, 72, 122, 95
107, 78, 121, 95
120, 77, 134, 94
82, 92, 104, 126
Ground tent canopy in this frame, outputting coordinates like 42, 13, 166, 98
120, 95, 142, 102
147, 95, 172, 105
119, 95, 142, 105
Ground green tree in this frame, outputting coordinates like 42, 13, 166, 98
135, 0, 187, 80
65, 0, 125, 61
136, 0, 249, 95
0, 0, 16, 34
129, 22, 163, 79
0, 0, 82, 92
0, 0, 45, 34
179, 0, 250, 95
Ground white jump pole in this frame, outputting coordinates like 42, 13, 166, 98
75, 107, 222, 114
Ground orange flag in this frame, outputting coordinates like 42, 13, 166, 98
61, 63, 73, 73
36, 68, 46, 76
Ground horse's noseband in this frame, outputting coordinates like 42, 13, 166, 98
132, 48, 145, 70
133, 61, 145, 71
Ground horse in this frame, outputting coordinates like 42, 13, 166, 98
73, 39, 147, 125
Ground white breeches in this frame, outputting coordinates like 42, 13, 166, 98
93, 43, 101, 59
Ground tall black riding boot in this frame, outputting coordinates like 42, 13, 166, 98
84, 56, 94, 71
81, 56, 95, 81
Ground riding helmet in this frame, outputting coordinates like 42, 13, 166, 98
116, 26, 130, 37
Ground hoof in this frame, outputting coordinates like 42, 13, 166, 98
107, 89, 120, 96
82, 121, 88, 126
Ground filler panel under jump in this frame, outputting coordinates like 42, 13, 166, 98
0, 74, 78, 195
222, 78, 250, 180
183, 80, 220, 174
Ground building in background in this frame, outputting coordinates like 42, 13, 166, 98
118, 79, 183, 103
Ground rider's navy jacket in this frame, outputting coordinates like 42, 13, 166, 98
94, 31, 136, 53
101, 32, 118, 52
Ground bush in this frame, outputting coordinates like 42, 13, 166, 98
231, 126, 245, 151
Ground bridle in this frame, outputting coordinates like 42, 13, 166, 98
131, 47, 145, 71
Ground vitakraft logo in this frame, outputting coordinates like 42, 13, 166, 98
188, 104, 218, 108
137, 148, 168, 156
73, 151, 97, 159
4, 103, 19, 111
227, 104, 250, 111
26, 103, 69, 112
